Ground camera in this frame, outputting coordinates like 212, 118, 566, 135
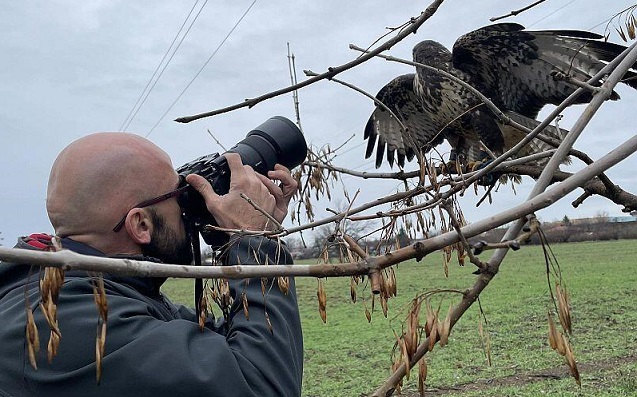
176, 116, 307, 246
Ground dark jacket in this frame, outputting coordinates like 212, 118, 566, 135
0, 235, 303, 397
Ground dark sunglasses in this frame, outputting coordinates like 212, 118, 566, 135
112, 183, 190, 232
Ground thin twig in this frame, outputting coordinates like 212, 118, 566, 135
440, 199, 486, 270
239, 192, 284, 232
304, 69, 408, 134
490, 0, 548, 22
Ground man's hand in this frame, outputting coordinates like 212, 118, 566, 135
185, 153, 298, 232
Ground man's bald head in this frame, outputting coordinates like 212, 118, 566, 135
47, 133, 178, 243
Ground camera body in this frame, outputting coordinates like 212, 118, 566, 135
176, 116, 307, 246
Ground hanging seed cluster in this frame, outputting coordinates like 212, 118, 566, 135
207, 278, 233, 323
547, 282, 580, 385
607, 7, 637, 41
539, 228, 580, 387
26, 266, 66, 370
293, 147, 340, 224
40, 267, 65, 364
390, 297, 455, 395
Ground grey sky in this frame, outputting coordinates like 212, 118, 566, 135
1, 0, 636, 246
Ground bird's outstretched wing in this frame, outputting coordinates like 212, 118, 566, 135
364, 74, 441, 168
451, 23, 637, 118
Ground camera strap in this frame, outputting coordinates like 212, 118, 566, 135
182, 214, 204, 322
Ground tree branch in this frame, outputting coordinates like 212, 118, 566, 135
174, 0, 445, 123
3, 133, 636, 280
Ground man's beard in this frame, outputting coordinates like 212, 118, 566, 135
142, 208, 193, 265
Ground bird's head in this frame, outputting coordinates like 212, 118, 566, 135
412, 40, 452, 69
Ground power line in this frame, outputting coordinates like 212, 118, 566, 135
527, 0, 578, 28
119, 0, 209, 132
145, 0, 259, 138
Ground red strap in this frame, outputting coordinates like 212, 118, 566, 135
24, 233, 53, 250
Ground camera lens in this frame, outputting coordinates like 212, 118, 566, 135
227, 116, 307, 174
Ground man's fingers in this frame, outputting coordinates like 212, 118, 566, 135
225, 153, 247, 179
268, 164, 298, 196
256, 173, 284, 199
185, 173, 220, 212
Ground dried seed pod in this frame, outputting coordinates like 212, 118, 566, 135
442, 250, 449, 277
428, 316, 438, 352
400, 338, 410, 380
424, 300, 434, 337
26, 308, 40, 369
364, 306, 372, 323
380, 295, 388, 318
350, 277, 357, 303
241, 292, 250, 320
477, 315, 492, 365
317, 279, 327, 323
556, 283, 572, 334
439, 304, 453, 347
418, 358, 427, 396
95, 321, 107, 383
277, 276, 289, 295
371, 293, 376, 313
47, 329, 60, 363
198, 294, 208, 331
547, 312, 559, 351
564, 340, 581, 386
556, 332, 568, 356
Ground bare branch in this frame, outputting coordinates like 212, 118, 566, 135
3, 133, 636, 281
174, 0, 445, 123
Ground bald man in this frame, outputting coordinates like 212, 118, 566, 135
0, 133, 303, 397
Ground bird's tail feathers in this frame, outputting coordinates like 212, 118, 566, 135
500, 111, 570, 164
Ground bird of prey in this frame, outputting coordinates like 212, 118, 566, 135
364, 23, 637, 169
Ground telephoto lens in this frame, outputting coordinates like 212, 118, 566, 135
176, 116, 307, 245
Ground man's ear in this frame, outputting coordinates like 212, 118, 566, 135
125, 208, 153, 244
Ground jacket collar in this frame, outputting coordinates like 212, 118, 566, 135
62, 237, 167, 296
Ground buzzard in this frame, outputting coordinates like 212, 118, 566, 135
365, 23, 637, 169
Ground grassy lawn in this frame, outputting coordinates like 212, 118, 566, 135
162, 240, 637, 396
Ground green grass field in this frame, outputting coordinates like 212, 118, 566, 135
162, 240, 637, 396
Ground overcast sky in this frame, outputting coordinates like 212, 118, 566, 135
1, 0, 636, 246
